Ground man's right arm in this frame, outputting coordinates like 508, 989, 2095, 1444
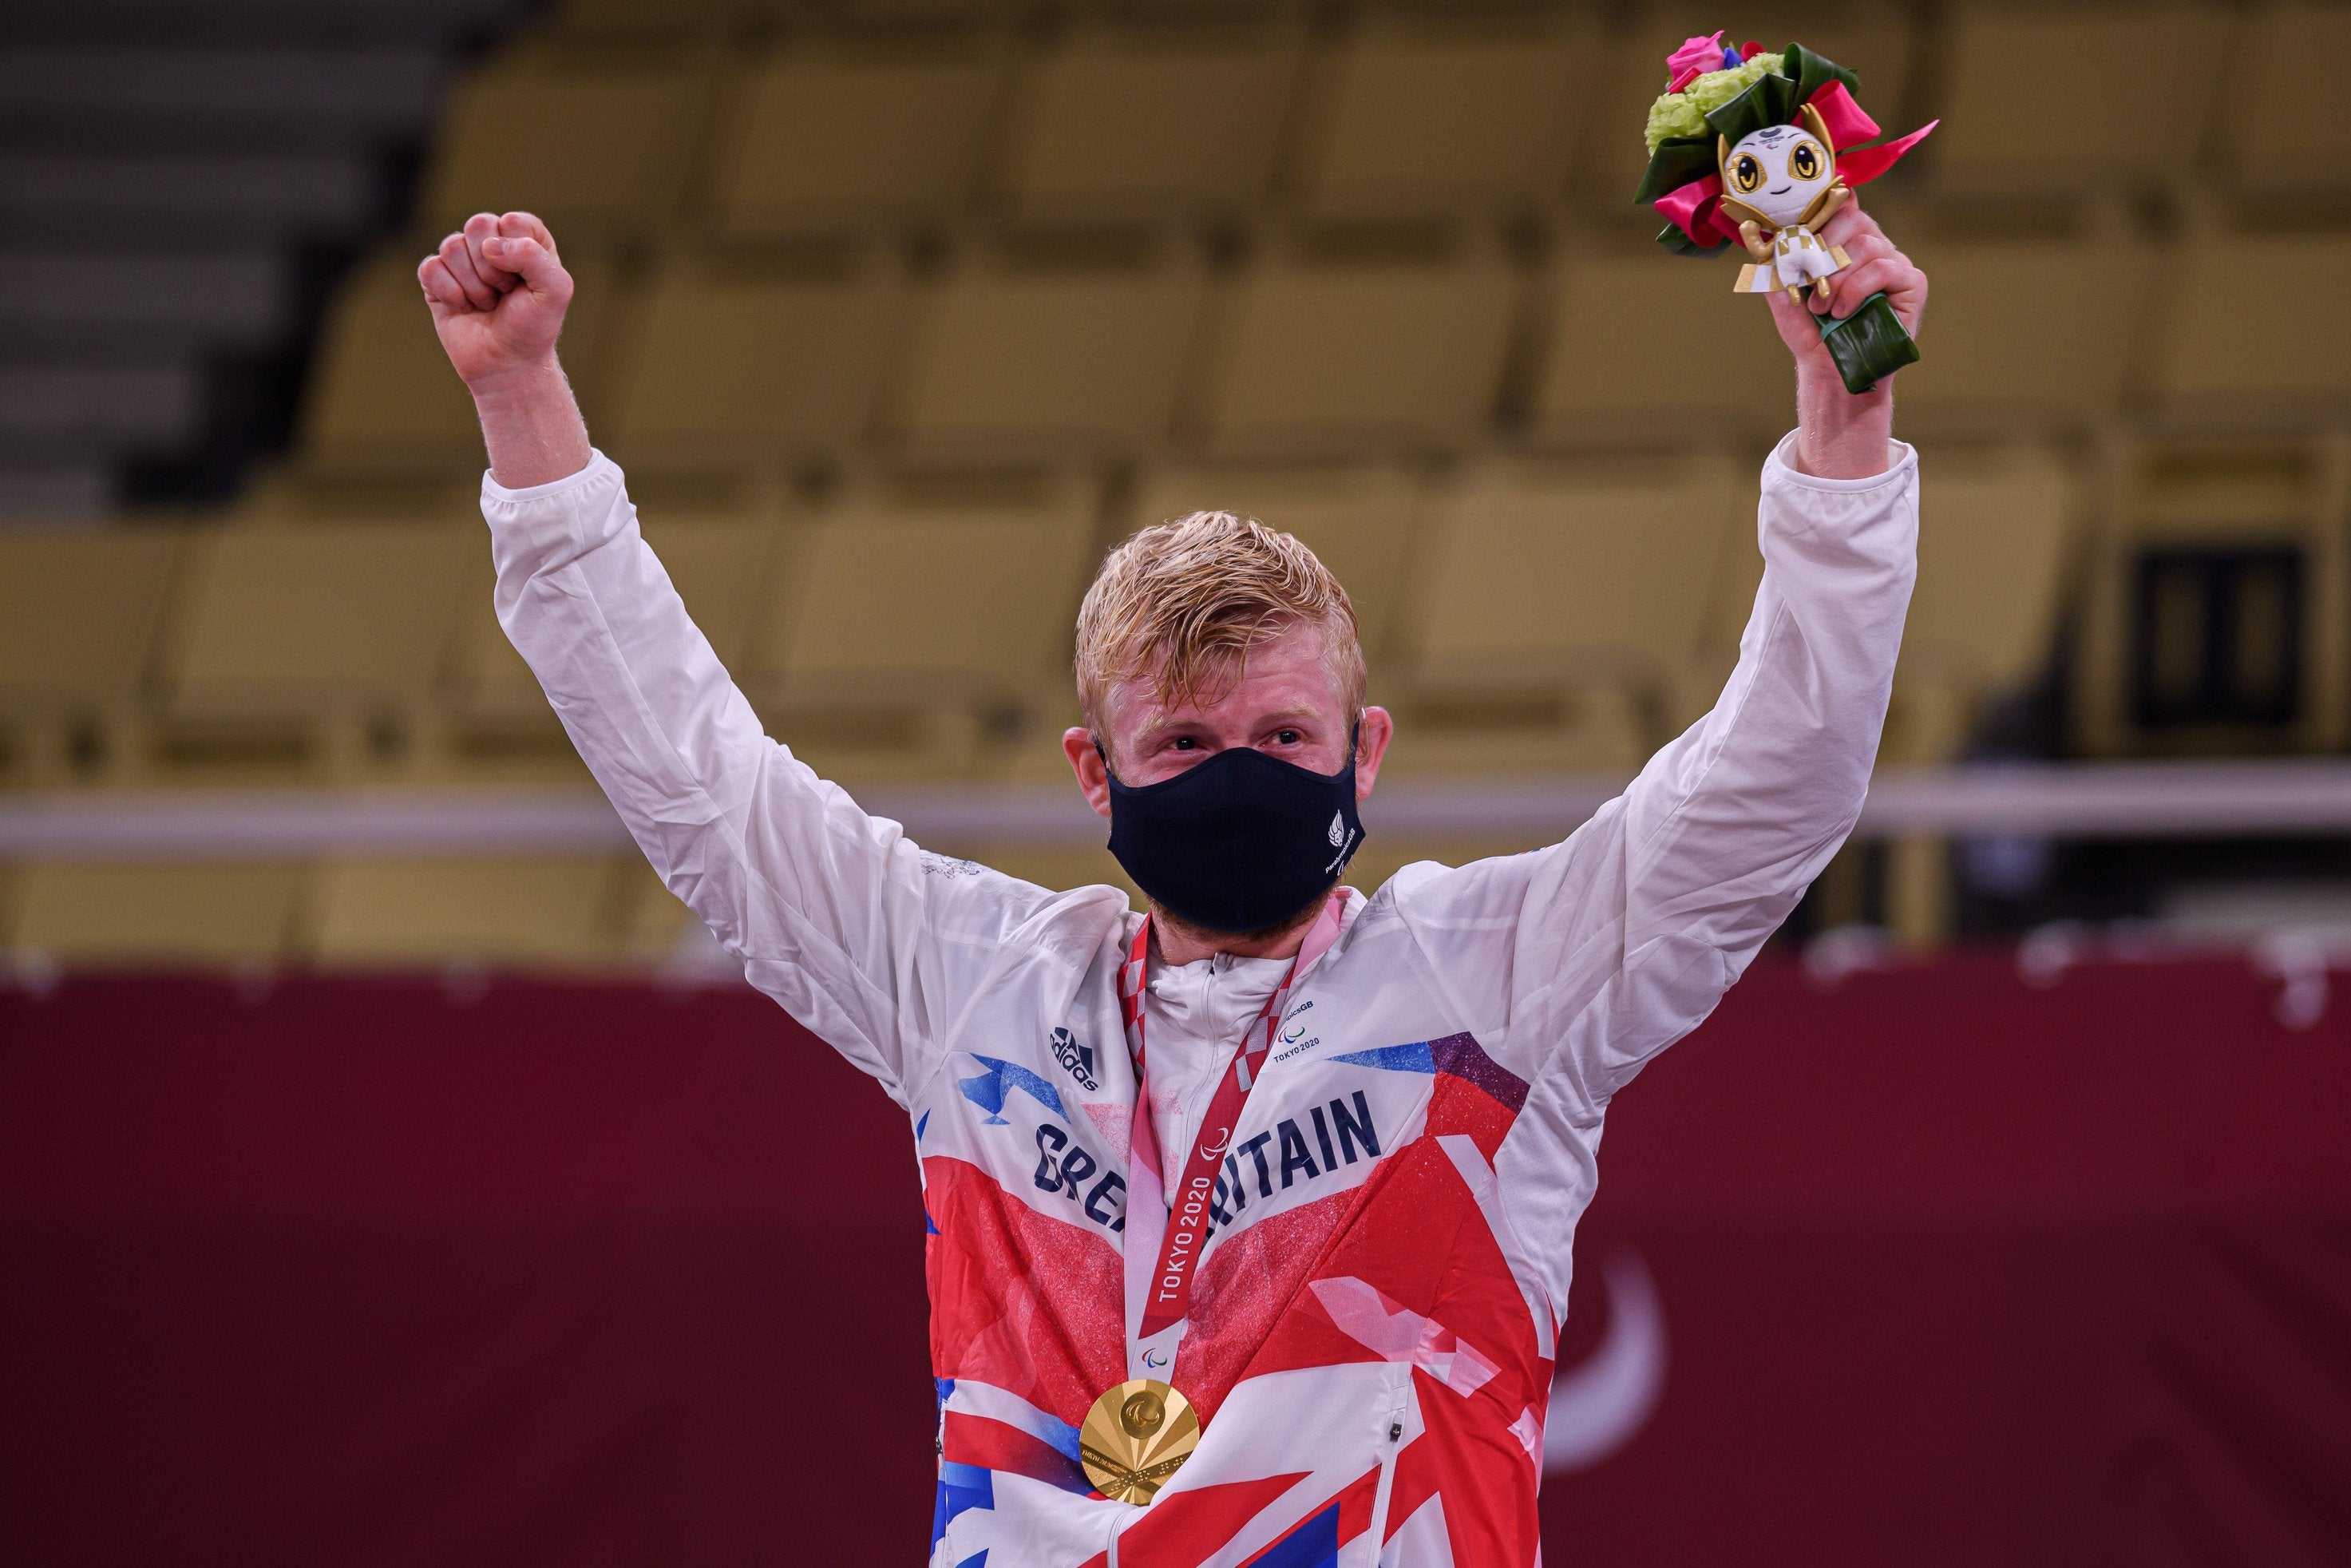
421, 212, 1061, 1101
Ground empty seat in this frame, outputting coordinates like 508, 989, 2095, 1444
0, 530, 183, 786
1296, 15, 1595, 220
1894, 232, 2155, 430
307, 857, 629, 968
2222, 2, 2351, 193
1130, 464, 1423, 664
1931, 2, 2227, 197
299, 244, 618, 477
604, 252, 902, 468
552, 0, 785, 36
714, 38, 1004, 239
1882, 444, 2078, 763
1581, 3, 1917, 212
2150, 231, 2351, 413
1530, 242, 1795, 443
1196, 247, 1518, 457
441, 479, 793, 775
2071, 437, 2351, 758
896, 250, 1209, 461
744, 472, 1098, 779
150, 523, 469, 779
996, 24, 1300, 223
5, 862, 301, 967
1391, 454, 1746, 772
418, 45, 718, 241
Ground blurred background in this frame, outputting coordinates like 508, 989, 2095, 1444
2, 0, 2347, 1563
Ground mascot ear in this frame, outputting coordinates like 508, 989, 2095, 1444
1798, 101, 1834, 167
1716, 132, 1731, 178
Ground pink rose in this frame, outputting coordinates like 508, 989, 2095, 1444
1665, 31, 1727, 89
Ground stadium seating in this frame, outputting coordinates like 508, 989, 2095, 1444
713, 36, 1006, 240
146, 523, 471, 782
307, 856, 632, 967
417, 42, 721, 242
0, 531, 184, 787
2221, 2, 2351, 196
604, 250, 904, 469
1195, 242, 1519, 457
1390, 453, 1746, 773
1882, 442, 2079, 766
894, 244, 1210, 461
1293, 13, 1597, 222
1529, 237, 1796, 444
994, 22, 1300, 227
2148, 229, 2351, 419
739, 471, 1099, 781
2072, 435, 2351, 758
2, 861, 304, 967
1895, 227, 2155, 433
1929, 2, 2228, 199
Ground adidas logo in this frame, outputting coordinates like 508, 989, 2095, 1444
1049, 1027, 1099, 1091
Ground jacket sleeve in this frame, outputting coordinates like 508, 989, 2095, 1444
480, 452, 1100, 1104
1389, 432, 1918, 1102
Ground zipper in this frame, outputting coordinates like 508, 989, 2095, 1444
1362, 1378, 1410, 1565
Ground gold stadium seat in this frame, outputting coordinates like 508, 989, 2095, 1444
714, 37, 1004, 240
306, 857, 633, 968
1894, 232, 2156, 432
2072, 436, 2351, 758
1130, 465, 1423, 667
1295, 14, 1597, 222
1580, 2, 1917, 217
439, 476, 795, 778
1528, 240, 1794, 445
1930, 2, 2228, 199
148, 524, 469, 782
895, 249, 1209, 461
1390, 453, 1747, 773
299, 244, 619, 477
3, 862, 303, 968
2149, 230, 2351, 416
2222, 2, 2351, 195
743, 471, 1098, 781
1881, 444, 2079, 765
549, 0, 786, 37
1195, 247, 1518, 457
418, 43, 721, 242
604, 251, 903, 469
995, 22, 1300, 224
0, 530, 183, 787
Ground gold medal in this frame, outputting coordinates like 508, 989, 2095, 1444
1079, 1378, 1201, 1505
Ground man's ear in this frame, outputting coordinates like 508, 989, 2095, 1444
1064, 727, 1113, 821
1353, 706, 1395, 800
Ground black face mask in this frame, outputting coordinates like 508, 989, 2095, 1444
1102, 729, 1367, 935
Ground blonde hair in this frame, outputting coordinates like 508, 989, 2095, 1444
1075, 510, 1365, 746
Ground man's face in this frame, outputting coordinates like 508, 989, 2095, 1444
1063, 622, 1394, 810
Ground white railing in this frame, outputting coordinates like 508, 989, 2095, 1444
5, 760, 2350, 858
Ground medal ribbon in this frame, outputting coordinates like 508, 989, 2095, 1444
1116, 894, 1350, 1381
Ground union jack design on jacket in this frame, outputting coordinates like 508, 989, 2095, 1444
479, 434, 1919, 1567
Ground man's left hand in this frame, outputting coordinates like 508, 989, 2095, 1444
1767, 194, 1927, 480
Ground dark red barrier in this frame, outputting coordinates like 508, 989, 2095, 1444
3, 955, 2347, 1566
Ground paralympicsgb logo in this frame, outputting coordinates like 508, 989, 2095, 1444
1050, 1027, 1099, 1091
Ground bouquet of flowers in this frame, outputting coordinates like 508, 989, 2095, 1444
1635, 34, 1936, 392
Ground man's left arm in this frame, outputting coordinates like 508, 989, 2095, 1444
1389, 202, 1923, 1099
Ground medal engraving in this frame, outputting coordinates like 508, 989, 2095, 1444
1079, 1378, 1201, 1505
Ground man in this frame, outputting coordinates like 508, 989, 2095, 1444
421, 204, 1923, 1566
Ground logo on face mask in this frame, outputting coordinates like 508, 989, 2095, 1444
1050, 1027, 1100, 1091
1327, 811, 1346, 847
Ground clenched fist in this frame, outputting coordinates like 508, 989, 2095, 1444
418, 210, 574, 390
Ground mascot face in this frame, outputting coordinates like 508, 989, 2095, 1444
1720, 122, 1834, 228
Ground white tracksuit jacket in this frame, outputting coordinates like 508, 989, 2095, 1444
480, 434, 1918, 1568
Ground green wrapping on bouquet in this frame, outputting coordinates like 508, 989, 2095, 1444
1816, 291, 1918, 394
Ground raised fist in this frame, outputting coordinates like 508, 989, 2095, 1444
418, 211, 574, 389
